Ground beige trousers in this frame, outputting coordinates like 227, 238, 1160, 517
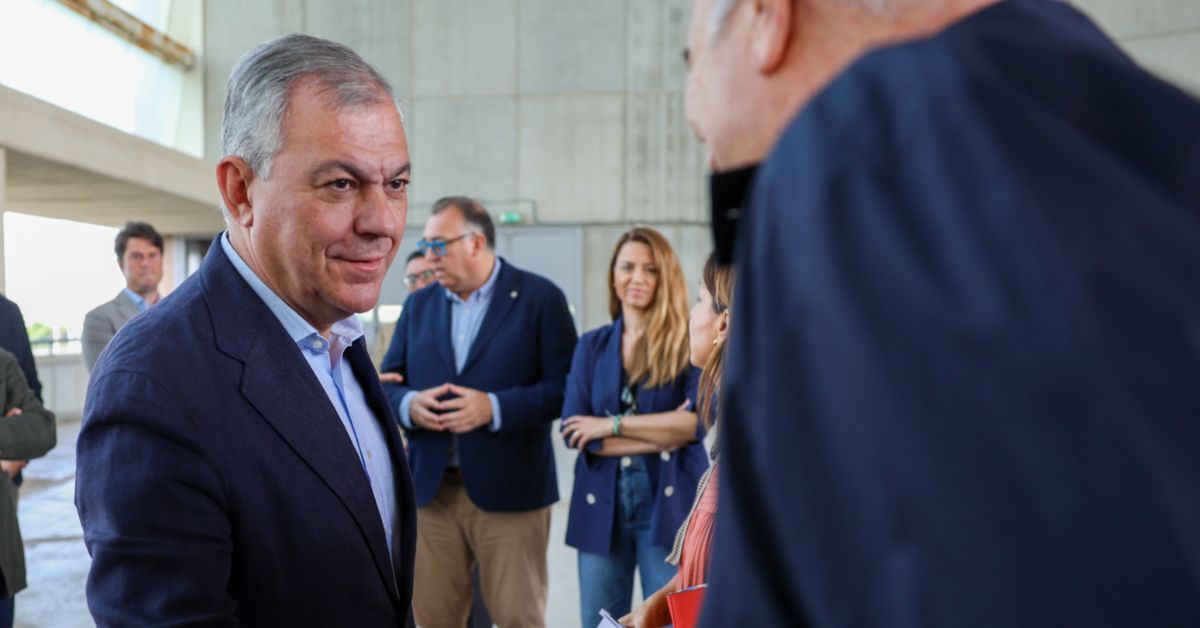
413, 472, 551, 628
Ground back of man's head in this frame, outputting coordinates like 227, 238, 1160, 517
114, 221, 163, 261
221, 34, 400, 183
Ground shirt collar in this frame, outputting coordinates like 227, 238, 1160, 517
121, 287, 148, 311
444, 257, 502, 304
220, 232, 364, 349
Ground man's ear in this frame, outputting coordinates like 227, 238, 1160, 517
216, 156, 256, 228
750, 0, 793, 74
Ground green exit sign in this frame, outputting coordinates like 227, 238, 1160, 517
498, 211, 524, 224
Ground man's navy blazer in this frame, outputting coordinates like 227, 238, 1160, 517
702, 1, 1200, 626
381, 258, 577, 512
76, 237, 417, 627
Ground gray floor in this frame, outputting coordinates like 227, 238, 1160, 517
12, 421, 637, 628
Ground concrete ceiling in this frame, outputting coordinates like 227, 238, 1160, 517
0, 84, 223, 235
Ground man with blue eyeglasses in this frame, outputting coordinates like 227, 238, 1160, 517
381, 196, 578, 628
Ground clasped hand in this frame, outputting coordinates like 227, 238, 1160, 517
409, 383, 493, 433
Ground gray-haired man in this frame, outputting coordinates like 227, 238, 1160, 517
76, 34, 417, 626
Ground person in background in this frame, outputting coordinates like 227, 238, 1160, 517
81, 221, 163, 372
621, 252, 732, 628
0, 294, 42, 491
403, 249, 437, 293
381, 196, 577, 628
0, 348, 57, 628
76, 34, 417, 625
560, 227, 706, 627
686, 0, 1200, 624
0, 295, 41, 401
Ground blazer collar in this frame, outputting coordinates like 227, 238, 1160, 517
113, 289, 142, 320
197, 236, 404, 605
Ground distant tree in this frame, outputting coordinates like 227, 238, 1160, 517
26, 322, 52, 343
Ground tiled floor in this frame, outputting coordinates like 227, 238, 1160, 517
13, 422, 642, 628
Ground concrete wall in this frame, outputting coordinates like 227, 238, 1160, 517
202, 0, 1200, 333
1074, 0, 1200, 94
202, 0, 708, 333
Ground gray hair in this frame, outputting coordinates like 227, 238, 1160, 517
220, 34, 401, 181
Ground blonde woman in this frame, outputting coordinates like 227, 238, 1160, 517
561, 228, 707, 627
621, 253, 732, 628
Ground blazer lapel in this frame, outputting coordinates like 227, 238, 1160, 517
113, 291, 141, 326
433, 290, 456, 374
202, 241, 400, 603
345, 339, 417, 582
460, 260, 520, 375
597, 317, 624, 415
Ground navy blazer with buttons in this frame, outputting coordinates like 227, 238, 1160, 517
381, 258, 578, 512
562, 317, 707, 555
76, 236, 417, 626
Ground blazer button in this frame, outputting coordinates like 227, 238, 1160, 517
586, 493, 596, 505
621, 456, 632, 468
664, 485, 675, 497
660, 451, 671, 462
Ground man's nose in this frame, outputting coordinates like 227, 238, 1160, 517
357, 186, 402, 237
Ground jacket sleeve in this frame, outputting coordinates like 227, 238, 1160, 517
81, 308, 115, 373
493, 285, 578, 433
559, 333, 594, 447
0, 354, 55, 460
380, 296, 418, 430
76, 369, 236, 626
3, 302, 42, 401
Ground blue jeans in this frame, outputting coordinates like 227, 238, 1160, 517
577, 456, 676, 627
0, 595, 12, 628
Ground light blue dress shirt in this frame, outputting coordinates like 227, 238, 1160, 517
220, 234, 398, 555
122, 287, 150, 312
398, 259, 504, 465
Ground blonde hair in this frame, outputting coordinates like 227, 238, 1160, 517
697, 253, 734, 429
608, 227, 692, 389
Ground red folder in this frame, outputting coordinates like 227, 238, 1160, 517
667, 583, 708, 628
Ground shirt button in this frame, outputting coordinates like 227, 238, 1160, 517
664, 485, 675, 498
586, 493, 596, 505
660, 451, 671, 462
621, 456, 632, 468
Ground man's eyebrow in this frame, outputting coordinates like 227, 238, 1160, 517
387, 163, 412, 179
311, 161, 411, 182
312, 160, 367, 181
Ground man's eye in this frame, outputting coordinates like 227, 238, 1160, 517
389, 179, 409, 191
330, 179, 354, 190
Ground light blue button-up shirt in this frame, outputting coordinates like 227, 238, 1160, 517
122, 287, 150, 312
398, 258, 504, 464
220, 234, 397, 555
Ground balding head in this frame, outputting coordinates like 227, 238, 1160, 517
686, 0, 998, 170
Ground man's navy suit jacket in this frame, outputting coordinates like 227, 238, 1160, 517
381, 258, 577, 511
703, 0, 1200, 626
76, 237, 417, 626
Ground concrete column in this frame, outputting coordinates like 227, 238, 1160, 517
0, 147, 7, 294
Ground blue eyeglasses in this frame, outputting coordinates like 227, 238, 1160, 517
416, 233, 474, 257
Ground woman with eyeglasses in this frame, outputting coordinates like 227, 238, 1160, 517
561, 228, 708, 627
620, 252, 733, 628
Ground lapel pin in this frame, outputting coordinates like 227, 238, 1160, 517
511, 290, 519, 299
